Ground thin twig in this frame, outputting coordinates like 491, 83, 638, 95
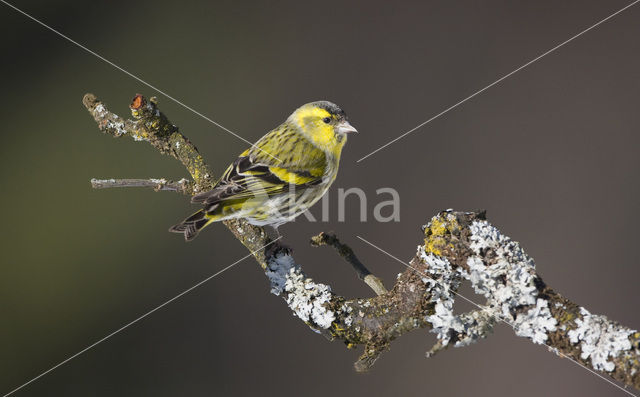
311, 232, 387, 296
91, 178, 194, 195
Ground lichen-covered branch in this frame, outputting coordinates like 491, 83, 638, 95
84, 93, 215, 191
83, 93, 272, 265
86, 94, 640, 391
419, 211, 640, 389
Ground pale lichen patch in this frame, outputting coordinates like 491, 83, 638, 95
568, 307, 634, 372
420, 250, 494, 347
341, 304, 354, 327
513, 298, 557, 344
265, 252, 296, 295
94, 103, 106, 116
465, 221, 540, 319
265, 252, 335, 329
461, 221, 561, 345
284, 268, 335, 329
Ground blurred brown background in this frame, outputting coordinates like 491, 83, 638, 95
1, 1, 639, 396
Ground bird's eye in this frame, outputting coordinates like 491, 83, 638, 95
322, 117, 331, 124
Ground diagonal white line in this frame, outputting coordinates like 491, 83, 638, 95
356, 0, 640, 163
2, 237, 281, 397
0, 0, 281, 163
356, 235, 637, 397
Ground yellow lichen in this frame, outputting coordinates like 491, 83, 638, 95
423, 213, 458, 255
333, 323, 346, 332
191, 166, 201, 183
429, 217, 449, 236
424, 237, 446, 256
557, 310, 576, 324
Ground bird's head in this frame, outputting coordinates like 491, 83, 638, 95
289, 101, 357, 154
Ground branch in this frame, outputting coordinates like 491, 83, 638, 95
419, 211, 640, 387
90, 178, 194, 194
83, 92, 272, 265
83, 93, 215, 190
311, 232, 387, 296
85, 94, 640, 390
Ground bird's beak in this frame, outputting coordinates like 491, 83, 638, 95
337, 120, 358, 134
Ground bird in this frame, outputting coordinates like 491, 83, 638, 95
169, 101, 357, 241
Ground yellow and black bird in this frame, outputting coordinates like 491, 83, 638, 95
170, 101, 357, 240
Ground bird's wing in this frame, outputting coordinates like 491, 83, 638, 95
191, 126, 327, 208
249, 123, 327, 171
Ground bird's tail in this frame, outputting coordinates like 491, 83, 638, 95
169, 210, 213, 241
